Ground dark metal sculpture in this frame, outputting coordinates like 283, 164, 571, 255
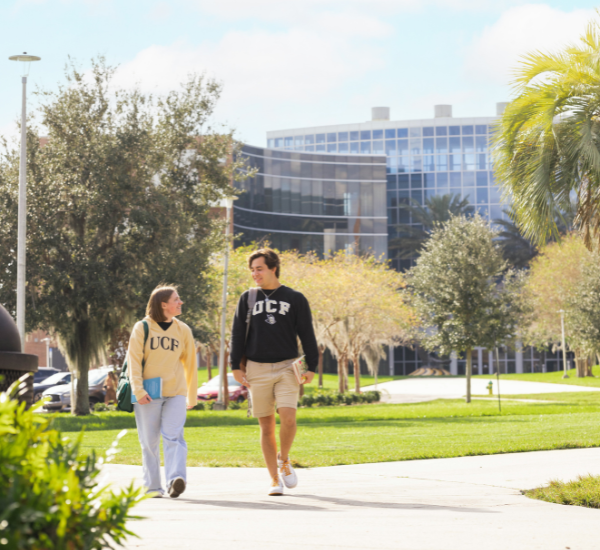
0, 304, 38, 406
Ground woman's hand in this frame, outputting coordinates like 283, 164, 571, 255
137, 394, 152, 405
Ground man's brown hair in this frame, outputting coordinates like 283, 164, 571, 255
248, 248, 280, 278
146, 284, 178, 323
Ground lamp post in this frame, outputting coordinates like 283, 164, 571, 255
559, 309, 569, 378
215, 197, 236, 410
41, 337, 52, 368
9, 53, 41, 350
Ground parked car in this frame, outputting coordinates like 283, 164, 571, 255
197, 373, 248, 402
34, 367, 60, 385
42, 368, 110, 412
33, 371, 71, 402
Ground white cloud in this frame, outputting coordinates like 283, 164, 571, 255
113, 8, 389, 143
185, 0, 521, 22
464, 4, 594, 86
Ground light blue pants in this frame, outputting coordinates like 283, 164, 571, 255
134, 395, 187, 493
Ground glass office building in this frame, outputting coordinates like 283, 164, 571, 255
233, 144, 388, 258
267, 105, 504, 271
265, 105, 567, 375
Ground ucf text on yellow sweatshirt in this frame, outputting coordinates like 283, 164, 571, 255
127, 316, 198, 408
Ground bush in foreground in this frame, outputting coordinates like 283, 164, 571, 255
0, 380, 144, 549
525, 475, 600, 508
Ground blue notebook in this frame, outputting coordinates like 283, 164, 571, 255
131, 377, 162, 403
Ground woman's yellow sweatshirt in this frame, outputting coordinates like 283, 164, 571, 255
127, 316, 198, 408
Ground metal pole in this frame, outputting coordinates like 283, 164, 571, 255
16, 76, 27, 350
495, 347, 501, 413
560, 310, 569, 378
215, 205, 231, 407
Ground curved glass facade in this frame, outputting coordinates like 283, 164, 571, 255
234, 145, 387, 258
267, 116, 502, 271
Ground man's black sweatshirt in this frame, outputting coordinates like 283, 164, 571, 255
230, 285, 319, 372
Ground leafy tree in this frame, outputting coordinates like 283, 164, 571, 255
523, 233, 597, 376
284, 251, 415, 393
390, 193, 473, 259
493, 16, 600, 250
407, 215, 525, 402
0, 58, 244, 414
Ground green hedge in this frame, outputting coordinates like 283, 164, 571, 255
298, 390, 381, 408
0, 379, 144, 550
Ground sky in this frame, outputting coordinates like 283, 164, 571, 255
0, 0, 597, 147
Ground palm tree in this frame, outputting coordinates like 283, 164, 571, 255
494, 204, 576, 270
493, 17, 600, 250
389, 193, 473, 259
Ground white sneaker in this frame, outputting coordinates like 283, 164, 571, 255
278, 455, 298, 489
269, 476, 284, 496
146, 490, 164, 498
168, 477, 186, 498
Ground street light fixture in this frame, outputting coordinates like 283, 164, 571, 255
215, 196, 237, 410
9, 52, 41, 349
559, 309, 569, 378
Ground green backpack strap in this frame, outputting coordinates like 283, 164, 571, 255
141, 320, 149, 369
116, 320, 150, 413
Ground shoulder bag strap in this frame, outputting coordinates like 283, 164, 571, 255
244, 289, 258, 419
141, 320, 149, 371
245, 288, 258, 343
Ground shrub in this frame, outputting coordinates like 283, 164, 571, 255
298, 395, 315, 408
93, 402, 116, 412
0, 378, 144, 550
192, 402, 205, 411
229, 401, 241, 410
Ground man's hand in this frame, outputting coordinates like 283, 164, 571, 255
137, 394, 152, 405
232, 369, 251, 388
302, 371, 315, 385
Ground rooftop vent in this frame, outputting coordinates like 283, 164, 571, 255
434, 105, 452, 118
372, 106, 390, 121
496, 102, 508, 116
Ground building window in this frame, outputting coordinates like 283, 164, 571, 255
385, 129, 396, 139
360, 130, 371, 140
373, 129, 383, 139
305, 135, 315, 145
327, 132, 337, 143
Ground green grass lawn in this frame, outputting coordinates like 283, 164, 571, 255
474, 366, 600, 387
526, 475, 600, 508
47, 391, 600, 468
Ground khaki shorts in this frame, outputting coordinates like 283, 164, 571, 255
246, 359, 300, 418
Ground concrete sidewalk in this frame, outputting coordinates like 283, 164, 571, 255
362, 377, 600, 404
105, 447, 600, 550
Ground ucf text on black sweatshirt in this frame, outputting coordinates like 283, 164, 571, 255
230, 285, 319, 372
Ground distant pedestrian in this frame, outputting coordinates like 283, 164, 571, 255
127, 285, 198, 498
230, 248, 318, 496
103, 371, 118, 405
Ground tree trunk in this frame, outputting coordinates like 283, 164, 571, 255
353, 353, 361, 393
338, 354, 345, 393
465, 348, 472, 404
223, 350, 230, 408
318, 345, 324, 389
299, 383, 304, 397
72, 362, 90, 416
575, 351, 587, 378
206, 346, 213, 381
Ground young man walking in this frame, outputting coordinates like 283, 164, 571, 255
230, 248, 318, 496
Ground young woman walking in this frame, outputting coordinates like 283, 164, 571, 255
127, 285, 198, 498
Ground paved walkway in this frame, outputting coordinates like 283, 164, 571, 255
362, 377, 600, 403
105, 447, 600, 550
